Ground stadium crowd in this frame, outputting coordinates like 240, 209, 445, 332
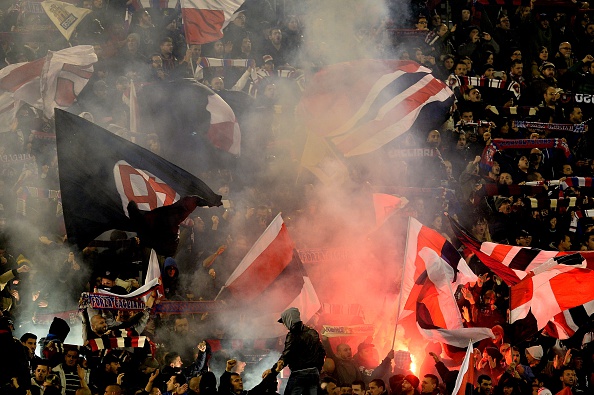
2, 0, 594, 395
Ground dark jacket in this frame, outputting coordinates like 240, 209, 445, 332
277, 309, 325, 372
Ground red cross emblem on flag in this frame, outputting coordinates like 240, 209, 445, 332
114, 160, 180, 216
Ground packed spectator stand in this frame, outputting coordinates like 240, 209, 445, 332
2, 0, 594, 395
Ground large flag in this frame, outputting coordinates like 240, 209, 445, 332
448, 215, 594, 339
0, 46, 96, 119
372, 193, 407, 226
138, 80, 241, 171
40, 45, 96, 118
41, 0, 92, 41
451, 340, 475, 395
447, 215, 594, 284
143, 249, 164, 302
300, 130, 349, 185
298, 60, 454, 157
510, 263, 594, 331
400, 218, 493, 347
55, 109, 222, 255
217, 213, 321, 337
181, 0, 245, 45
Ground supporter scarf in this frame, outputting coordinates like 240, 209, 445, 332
79, 293, 146, 311
388, 148, 436, 158
374, 186, 455, 200
154, 300, 224, 314
447, 75, 521, 98
483, 184, 546, 197
197, 57, 255, 69
513, 120, 587, 133
321, 324, 375, 337
31, 131, 56, 140
298, 248, 352, 264
526, 197, 577, 210
32, 310, 79, 325
387, 29, 428, 37
486, 105, 538, 117
482, 138, 570, 169
573, 209, 594, 219
561, 177, 594, 190
249, 69, 305, 96
16, 186, 62, 217
86, 329, 147, 351
0, 153, 34, 165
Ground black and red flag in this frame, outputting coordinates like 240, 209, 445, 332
55, 109, 222, 256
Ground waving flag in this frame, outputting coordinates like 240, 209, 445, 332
55, 109, 221, 254
399, 218, 492, 347
181, 0, 245, 45
217, 213, 321, 336
372, 193, 406, 226
452, 341, 475, 395
0, 46, 96, 119
299, 60, 454, 157
139, 80, 241, 172
448, 215, 594, 339
41, 0, 91, 41
510, 264, 594, 332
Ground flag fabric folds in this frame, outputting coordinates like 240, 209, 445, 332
138, 80, 241, 171
447, 215, 594, 285
55, 109, 221, 253
300, 131, 349, 185
400, 218, 493, 347
181, 0, 245, 45
401, 217, 477, 321
218, 213, 321, 337
0, 46, 96, 119
144, 249, 164, 301
222, 213, 297, 302
41, 0, 92, 41
40, 45, 96, 117
448, 215, 594, 339
510, 264, 594, 330
451, 340, 475, 395
372, 193, 406, 226
298, 60, 454, 157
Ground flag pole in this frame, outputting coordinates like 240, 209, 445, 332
392, 215, 412, 349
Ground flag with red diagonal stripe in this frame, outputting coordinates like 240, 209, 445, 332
510, 263, 594, 330
372, 193, 406, 226
216, 213, 321, 337
41, 45, 96, 117
399, 217, 493, 347
138, 80, 241, 172
451, 340, 475, 395
448, 215, 594, 339
181, 0, 245, 45
0, 46, 96, 120
298, 60, 454, 157
55, 109, 222, 254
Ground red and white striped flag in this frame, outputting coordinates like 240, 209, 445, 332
400, 218, 493, 348
143, 249, 164, 302
510, 264, 594, 330
181, 0, 245, 45
217, 213, 321, 337
129, 81, 139, 134
299, 60, 454, 157
372, 193, 406, 226
451, 340, 475, 395
448, 216, 594, 339
0, 46, 96, 119
206, 93, 241, 155
400, 217, 477, 322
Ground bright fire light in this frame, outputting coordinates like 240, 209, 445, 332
410, 354, 418, 376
